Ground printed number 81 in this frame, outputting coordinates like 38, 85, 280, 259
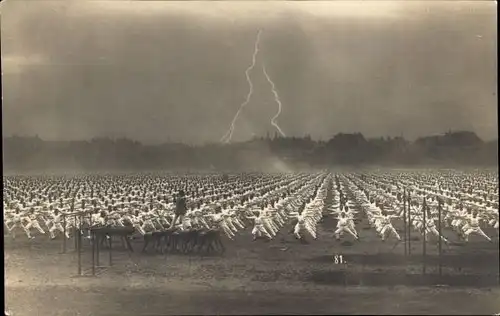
334, 255, 344, 264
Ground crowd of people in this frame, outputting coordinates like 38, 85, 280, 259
3, 171, 499, 246
333, 171, 499, 243
3, 173, 329, 242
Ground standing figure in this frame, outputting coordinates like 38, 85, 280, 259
289, 210, 317, 241
170, 191, 187, 229
373, 211, 401, 241
49, 209, 67, 239
23, 208, 46, 238
334, 212, 359, 241
461, 211, 492, 242
423, 212, 449, 243
5, 208, 27, 239
246, 210, 273, 241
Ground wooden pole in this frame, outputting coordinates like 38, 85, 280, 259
77, 215, 82, 276
423, 198, 427, 275
408, 193, 412, 255
403, 188, 407, 257
70, 202, 75, 251
62, 214, 67, 253
92, 231, 96, 276
438, 199, 443, 277
74, 214, 78, 250
109, 235, 113, 266
96, 233, 100, 267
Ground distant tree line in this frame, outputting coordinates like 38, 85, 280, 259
2, 131, 498, 172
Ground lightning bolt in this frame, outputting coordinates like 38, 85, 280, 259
262, 64, 286, 137
220, 30, 262, 144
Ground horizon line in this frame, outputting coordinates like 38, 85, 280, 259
3, 130, 498, 146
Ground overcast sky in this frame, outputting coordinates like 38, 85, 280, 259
1, 1, 497, 144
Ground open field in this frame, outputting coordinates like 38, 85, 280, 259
5, 211, 500, 315
4, 171, 500, 315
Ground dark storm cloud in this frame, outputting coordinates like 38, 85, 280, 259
1, 1, 497, 144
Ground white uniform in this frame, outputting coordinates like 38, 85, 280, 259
424, 217, 448, 243
49, 213, 67, 239
207, 213, 235, 240
24, 212, 46, 237
334, 215, 359, 240
248, 212, 272, 240
463, 215, 492, 242
375, 214, 401, 241
291, 213, 317, 240
5, 212, 28, 238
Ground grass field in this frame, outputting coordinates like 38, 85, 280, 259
5, 209, 499, 316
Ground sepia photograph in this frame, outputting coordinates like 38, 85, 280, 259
2, 1, 499, 315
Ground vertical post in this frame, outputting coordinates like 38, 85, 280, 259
70, 202, 75, 250
438, 199, 443, 277
109, 235, 113, 266
407, 193, 412, 255
92, 231, 96, 276
77, 215, 82, 276
62, 214, 67, 253
403, 188, 407, 257
96, 233, 100, 267
74, 214, 78, 250
423, 198, 427, 275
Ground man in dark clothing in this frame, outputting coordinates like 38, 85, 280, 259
170, 190, 187, 229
